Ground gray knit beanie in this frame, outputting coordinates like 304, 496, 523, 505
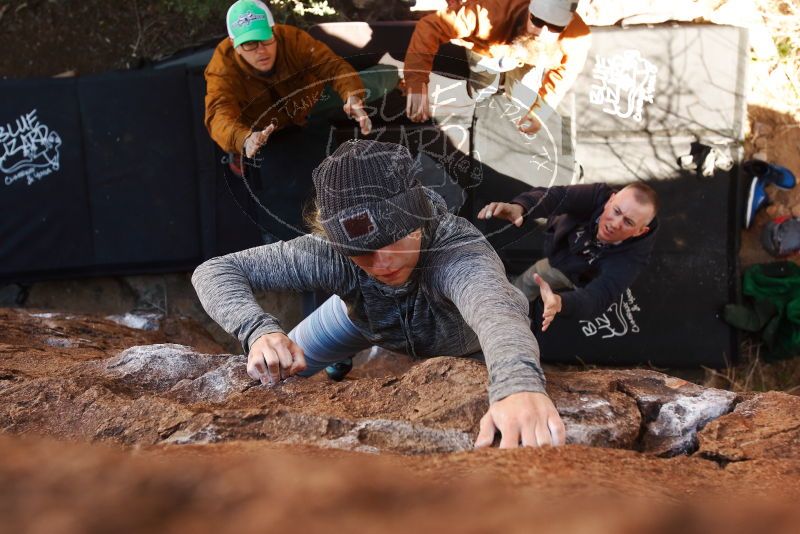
529, 0, 578, 27
312, 139, 434, 256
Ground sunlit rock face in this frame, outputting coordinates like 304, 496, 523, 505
0, 307, 745, 456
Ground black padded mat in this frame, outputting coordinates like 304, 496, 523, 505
185, 68, 264, 257
533, 247, 736, 366
0, 79, 93, 279
78, 67, 201, 268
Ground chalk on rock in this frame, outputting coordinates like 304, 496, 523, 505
106, 312, 163, 331
44, 337, 75, 348
643, 388, 736, 456
161, 426, 220, 445
103, 344, 227, 393
169, 358, 253, 404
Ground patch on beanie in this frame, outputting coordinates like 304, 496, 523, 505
340, 210, 377, 241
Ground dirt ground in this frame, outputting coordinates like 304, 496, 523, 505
741, 105, 800, 267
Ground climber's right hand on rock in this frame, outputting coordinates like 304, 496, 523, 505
244, 124, 276, 158
474, 391, 565, 449
247, 332, 306, 385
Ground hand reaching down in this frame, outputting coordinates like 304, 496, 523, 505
405, 84, 431, 123
517, 112, 542, 135
344, 96, 372, 135
534, 273, 562, 332
244, 124, 276, 158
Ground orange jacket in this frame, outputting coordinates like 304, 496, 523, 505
405, 0, 591, 112
204, 24, 365, 153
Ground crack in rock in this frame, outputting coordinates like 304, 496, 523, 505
642, 388, 737, 456
614, 376, 737, 457
163, 410, 473, 455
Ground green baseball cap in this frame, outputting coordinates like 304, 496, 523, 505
226, 0, 275, 48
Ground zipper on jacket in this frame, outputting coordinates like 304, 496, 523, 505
394, 294, 418, 359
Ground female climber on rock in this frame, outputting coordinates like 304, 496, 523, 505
192, 139, 564, 448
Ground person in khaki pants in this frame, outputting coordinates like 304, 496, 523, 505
515, 257, 575, 303
479, 182, 659, 331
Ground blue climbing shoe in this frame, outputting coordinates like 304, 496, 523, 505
745, 176, 767, 229
325, 358, 353, 381
743, 160, 796, 190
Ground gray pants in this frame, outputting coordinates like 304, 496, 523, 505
513, 258, 574, 302
466, 50, 501, 101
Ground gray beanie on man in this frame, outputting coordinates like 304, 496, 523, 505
312, 139, 434, 256
529, 0, 578, 27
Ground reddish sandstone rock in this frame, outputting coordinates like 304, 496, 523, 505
697, 392, 800, 462
3, 306, 800, 531
548, 370, 736, 455
0, 308, 791, 459
0, 377, 200, 445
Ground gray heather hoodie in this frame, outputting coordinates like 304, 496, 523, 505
191, 190, 545, 403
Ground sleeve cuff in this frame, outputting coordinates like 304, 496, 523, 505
486, 354, 547, 404
558, 291, 577, 317
232, 128, 252, 154
488, 376, 548, 404
405, 75, 429, 94
510, 195, 535, 212
242, 322, 286, 355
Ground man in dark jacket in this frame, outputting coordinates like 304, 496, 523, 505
478, 182, 659, 331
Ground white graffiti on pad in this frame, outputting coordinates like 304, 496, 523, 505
579, 289, 642, 339
589, 50, 657, 122
1, 109, 62, 186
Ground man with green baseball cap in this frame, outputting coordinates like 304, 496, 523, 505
227, 0, 275, 48
207, 0, 388, 158
205, 0, 399, 242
